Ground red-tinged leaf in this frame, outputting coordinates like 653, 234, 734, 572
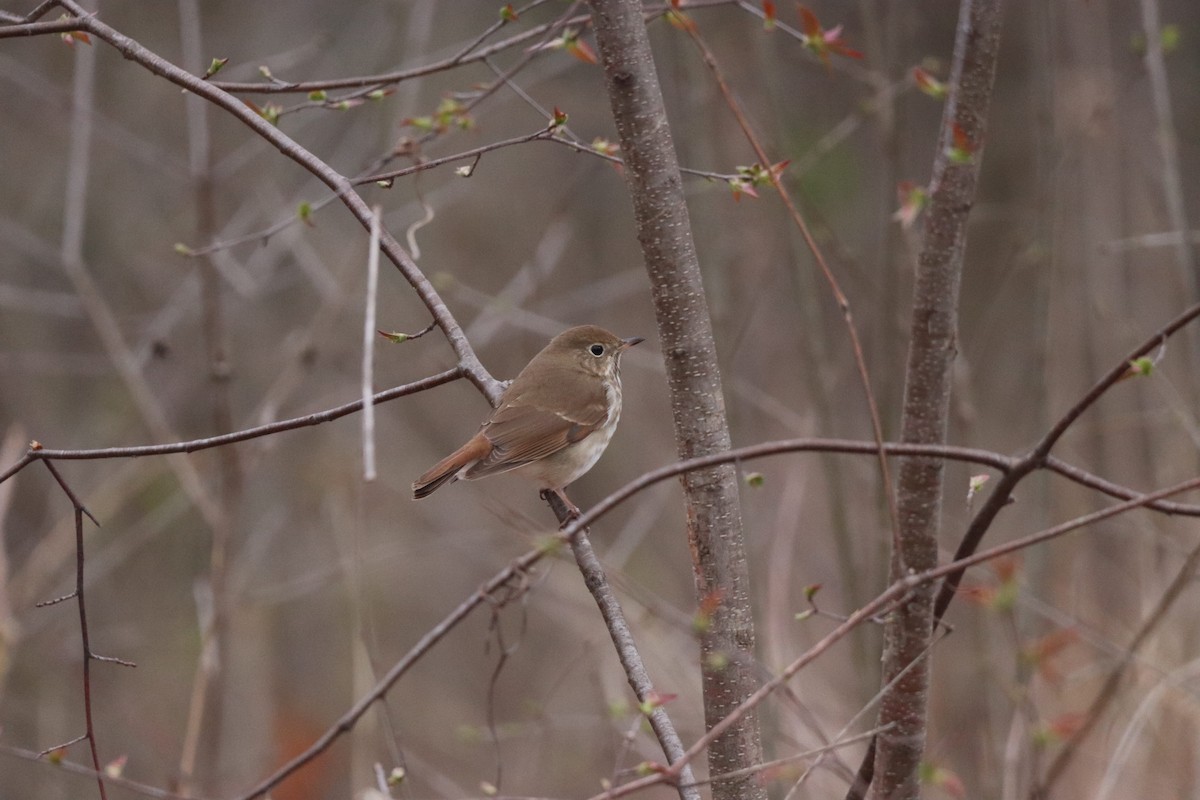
104, 755, 128, 779
1033, 712, 1087, 746
991, 554, 1020, 583
892, 181, 929, 229
670, 0, 683, 7
803, 583, 821, 601
379, 330, 410, 344
634, 761, 669, 777
913, 66, 948, 99
57, 14, 91, 46
1048, 712, 1086, 740
499, 3, 518, 22
947, 122, 978, 164
566, 37, 598, 64
61, 29, 91, 46
798, 6, 822, 38
953, 123, 971, 152
829, 41, 864, 60
920, 763, 966, 798
959, 585, 997, 606
729, 179, 758, 201
591, 137, 620, 157
763, 0, 777, 29
642, 691, 678, 711
797, 8, 862, 67
1023, 628, 1078, 683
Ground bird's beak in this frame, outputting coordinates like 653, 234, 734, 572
619, 336, 645, 351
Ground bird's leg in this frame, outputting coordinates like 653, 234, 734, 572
540, 488, 581, 528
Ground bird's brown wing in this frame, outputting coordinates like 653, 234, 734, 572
463, 380, 609, 479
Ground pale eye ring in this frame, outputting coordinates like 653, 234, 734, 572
589, 343, 605, 357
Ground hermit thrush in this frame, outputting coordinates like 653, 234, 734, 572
412, 325, 644, 514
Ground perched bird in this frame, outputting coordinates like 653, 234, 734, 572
412, 325, 643, 515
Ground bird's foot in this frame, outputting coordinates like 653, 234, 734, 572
540, 488, 581, 528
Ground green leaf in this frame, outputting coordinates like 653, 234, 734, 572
378, 330, 409, 344
1128, 356, 1154, 377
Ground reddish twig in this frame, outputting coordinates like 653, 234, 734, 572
678, 23, 904, 563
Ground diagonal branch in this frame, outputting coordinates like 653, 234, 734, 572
36, 0, 501, 405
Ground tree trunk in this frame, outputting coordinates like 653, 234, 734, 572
586, 3, 765, 798
871, 1, 1005, 798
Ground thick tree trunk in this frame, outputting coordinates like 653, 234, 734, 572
585, 3, 765, 798
871, 1, 1005, 799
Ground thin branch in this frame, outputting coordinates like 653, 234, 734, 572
0, 369, 463, 481
41, 0, 500, 404
935, 299, 1200, 619
544, 491, 700, 800
679, 23, 903, 562
40, 460, 116, 800
174, 424, 1200, 800
580, 472, 1200, 800
1136, 0, 1197, 296
0, 744, 206, 800
684, 726, 891, 791
1034, 534, 1200, 796
355, 126, 558, 187
233, 551, 549, 800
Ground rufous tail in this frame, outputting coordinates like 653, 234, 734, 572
412, 435, 488, 499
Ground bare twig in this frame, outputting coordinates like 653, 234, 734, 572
0, 743, 206, 800
233, 550, 549, 800
35, 0, 500, 404
0, 370, 462, 482
1136, 0, 1197, 297
543, 491, 700, 800
1034, 535, 1200, 796
936, 299, 1200, 619
578, 472, 1200, 800
39, 460, 134, 800
362, 205, 382, 481
679, 20, 903, 581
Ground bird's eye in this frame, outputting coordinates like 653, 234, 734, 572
589, 343, 605, 357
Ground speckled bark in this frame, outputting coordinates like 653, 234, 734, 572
586, 3, 764, 798
871, 1, 1005, 799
